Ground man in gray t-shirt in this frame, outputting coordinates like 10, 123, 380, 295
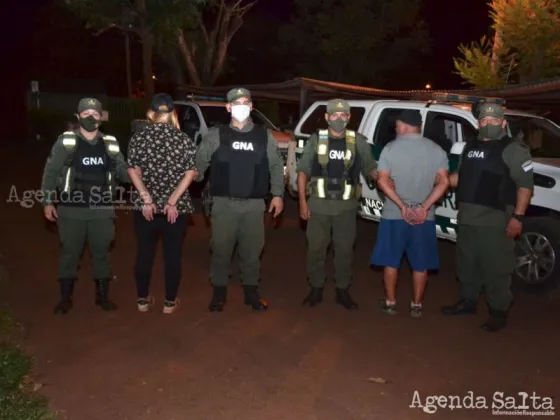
370, 109, 449, 318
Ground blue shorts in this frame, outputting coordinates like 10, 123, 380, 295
370, 219, 439, 272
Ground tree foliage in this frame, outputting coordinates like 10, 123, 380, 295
453, 36, 511, 89
277, 0, 431, 88
176, 0, 257, 86
64, 0, 252, 90
63, 0, 203, 98
454, 0, 560, 88
492, 0, 560, 82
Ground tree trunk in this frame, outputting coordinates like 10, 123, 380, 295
490, 0, 504, 75
167, 50, 187, 87
177, 29, 202, 86
136, 0, 154, 100
529, 47, 546, 82
140, 30, 154, 99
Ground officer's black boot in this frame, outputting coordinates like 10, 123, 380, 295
302, 287, 323, 307
441, 298, 477, 315
243, 285, 268, 311
208, 286, 227, 312
480, 309, 508, 332
94, 278, 117, 311
54, 278, 75, 315
335, 288, 358, 310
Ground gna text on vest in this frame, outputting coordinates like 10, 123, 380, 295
232, 141, 254, 151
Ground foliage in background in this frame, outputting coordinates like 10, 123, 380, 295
62, 0, 256, 92
453, 36, 511, 89
176, 0, 257, 86
454, 0, 560, 88
277, 0, 431, 88
63, 0, 204, 98
492, 0, 560, 83
0, 260, 55, 420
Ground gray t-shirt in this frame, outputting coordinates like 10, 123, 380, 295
377, 134, 449, 220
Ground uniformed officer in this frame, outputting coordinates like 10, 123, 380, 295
195, 88, 285, 312
41, 98, 130, 315
297, 99, 378, 309
441, 102, 534, 332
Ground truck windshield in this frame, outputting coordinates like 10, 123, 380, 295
298, 105, 366, 135
506, 115, 560, 159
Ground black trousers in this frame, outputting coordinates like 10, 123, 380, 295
133, 211, 188, 302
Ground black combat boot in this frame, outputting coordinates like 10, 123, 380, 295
54, 278, 75, 315
208, 286, 227, 312
480, 309, 508, 332
302, 287, 324, 307
95, 278, 117, 311
335, 288, 358, 310
243, 285, 268, 311
441, 298, 477, 315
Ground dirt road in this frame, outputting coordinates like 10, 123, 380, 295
1, 150, 558, 419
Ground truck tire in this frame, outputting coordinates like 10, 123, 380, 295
513, 216, 560, 294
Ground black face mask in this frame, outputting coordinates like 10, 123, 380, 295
328, 118, 348, 133
79, 116, 100, 132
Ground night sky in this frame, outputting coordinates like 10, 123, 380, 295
3, 0, 493, 138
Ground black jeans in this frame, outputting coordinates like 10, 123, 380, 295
133, 211, 188, 302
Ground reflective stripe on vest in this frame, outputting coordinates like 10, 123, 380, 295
314, 129, 357, 200
59, 133, 119, 195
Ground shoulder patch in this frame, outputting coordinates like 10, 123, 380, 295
521, 160, 533, 172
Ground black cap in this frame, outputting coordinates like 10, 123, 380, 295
396, 109, 422, 127
150, 93, 174, 113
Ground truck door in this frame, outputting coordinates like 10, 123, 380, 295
360, 107, 406, 218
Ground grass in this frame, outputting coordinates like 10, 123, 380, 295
0, 259, 57, 420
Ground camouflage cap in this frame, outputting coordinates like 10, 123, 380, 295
78, 97, 103, 114
478, 102, 505, 119
326, 99, 350, 114
227, 87, 251, 103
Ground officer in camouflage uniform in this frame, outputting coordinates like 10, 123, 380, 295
297, 99, 378, 309
441, 102, 534, 332
41, 98, 130, 315
195, 88, 285, 312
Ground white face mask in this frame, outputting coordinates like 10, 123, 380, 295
231, 104, 251, 123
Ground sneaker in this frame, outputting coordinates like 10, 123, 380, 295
163, 299, 180, 314
137, 296, 155, 312
409, 303, 423, 318
379, 299, 398, 315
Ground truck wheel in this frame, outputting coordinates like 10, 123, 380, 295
513, 217, 560, 294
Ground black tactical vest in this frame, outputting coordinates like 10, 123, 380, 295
456, 137, 517, 211
61, 138, 111, 207
309, 131, 362, 200
209, 124, 270, 199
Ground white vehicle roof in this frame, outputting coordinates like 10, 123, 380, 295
300, 99, 545, 120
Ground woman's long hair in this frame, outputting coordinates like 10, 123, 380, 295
146, 105, 180, 130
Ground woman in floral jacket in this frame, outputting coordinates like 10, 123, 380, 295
127, 93, 197, 314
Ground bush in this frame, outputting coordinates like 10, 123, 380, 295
0, 303, 55, 420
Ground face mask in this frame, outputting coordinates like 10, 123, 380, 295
478, 123, 503, 140
231, 105, 251, 123
328, 118, 348, 133
79, 115, 100, 132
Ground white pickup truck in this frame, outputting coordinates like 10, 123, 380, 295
285, 95, 560, 293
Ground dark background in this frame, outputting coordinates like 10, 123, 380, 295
2, 0, 492, 139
